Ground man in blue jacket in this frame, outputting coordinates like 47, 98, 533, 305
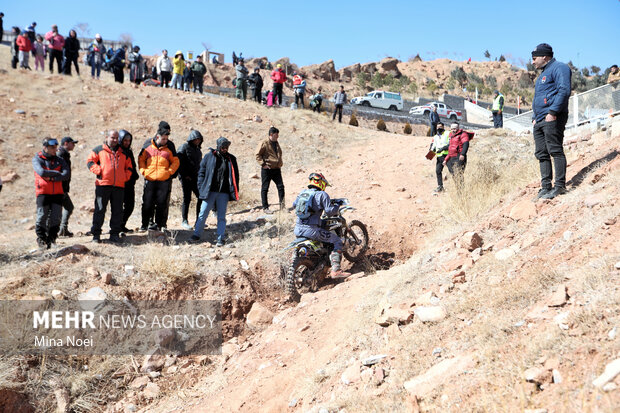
190, 137, 239, 246
531, 43, 571, 200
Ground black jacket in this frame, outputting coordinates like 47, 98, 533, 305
57, 147, 72, 193
64, 36, 80, 58
197, 149, 239, 201
247, 73, 263, 90
177, 131, 203, 180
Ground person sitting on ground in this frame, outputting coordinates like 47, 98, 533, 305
292, 173, 350, 278
177, 130, 204, 229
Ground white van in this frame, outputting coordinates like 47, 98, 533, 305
351, 90, 403, 111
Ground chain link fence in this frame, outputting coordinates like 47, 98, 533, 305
505, 82, 620, 133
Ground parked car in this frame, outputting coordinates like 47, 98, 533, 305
409, 102, 463, 121
351, 90, 403, 111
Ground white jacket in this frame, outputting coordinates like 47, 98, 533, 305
157, 55, 173, 73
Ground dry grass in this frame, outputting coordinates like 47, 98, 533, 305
139, 245, 198, 284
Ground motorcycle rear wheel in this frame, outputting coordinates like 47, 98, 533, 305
285, 255, 316, 302
342, 220, 369, 262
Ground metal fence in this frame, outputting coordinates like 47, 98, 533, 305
505, 82, 620, 133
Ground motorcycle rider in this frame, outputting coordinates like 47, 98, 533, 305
292, 173, 351, 278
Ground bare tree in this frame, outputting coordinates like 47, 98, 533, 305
74, 22, 91, 37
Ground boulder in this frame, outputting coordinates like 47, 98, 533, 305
378, 57, 402, 78
301, 59, 338, 82
460, 232, 483, 251
414, 291, 439, 306
338, 63, 361, 80
413, 306, 446, 322
360, 62, 378, 75
509, 200, 537, 221
0, 171, 19, 183
592, 358, 620, 388
273, 57, 299, 75
142, 382, 161, 399
246, 302, 274, 328
341, 363, 361, 385
523, 367, 552, 385
404, 355, 476, 397
547, 284, 568, 307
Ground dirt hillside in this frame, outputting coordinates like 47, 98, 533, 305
0, 44, 619, 412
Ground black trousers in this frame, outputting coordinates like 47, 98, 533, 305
142, 180, 171, 228
533, 112, 568, 189
312, 102, 322, 113
430, 122, 438, 137
436, 155, 446, 187
36, 194, 63, 243
64, 54, 79, 75
261, 168, 285, 209
160, 71, 171, 87
60, 193, 74, 230
49, 49, 63, 73
252, 87, 262, 103
91, 186, 124, 237
273, 83, 283, 105
492, 111, 503, 128
113, 66, 124, 83
122, 183, 135, 227
295, 92, 305, 108
193, 77, 204, 93
446, 156, 467, 189
181, 178, 202, 222
333, 104, 344, 122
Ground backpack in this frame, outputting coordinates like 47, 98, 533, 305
295, 188, 318, 219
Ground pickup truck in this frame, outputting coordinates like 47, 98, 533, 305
409, 102, 463, 121
350, 90, 403, 111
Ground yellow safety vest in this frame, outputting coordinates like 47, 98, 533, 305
492, 93, 504, 111
433, 131, 450, 156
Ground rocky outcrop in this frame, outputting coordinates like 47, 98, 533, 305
301, 59, 338, 82
378, 57, 402, 78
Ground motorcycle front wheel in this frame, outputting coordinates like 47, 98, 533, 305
285, 255, 317, 302
342, 220, 369, 262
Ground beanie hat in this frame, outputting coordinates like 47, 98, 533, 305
216, 137, 231, 150
532, 43, 553, 57
157, 121, 171, 136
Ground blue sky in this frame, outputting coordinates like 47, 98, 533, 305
3, 0, 618, 70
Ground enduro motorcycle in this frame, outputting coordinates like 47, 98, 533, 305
285, 198, 369, 301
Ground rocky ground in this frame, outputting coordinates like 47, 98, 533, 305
0, 45, 619, 412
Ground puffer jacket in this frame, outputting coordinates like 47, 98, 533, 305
173, 56, 185, 75
532, 58, 572, 122
87, 144, 132, 187
138, 138, 180, 181
32, 151, 69, 196
157, 55, 173, 73
16, 35, 32, 52
119, 130, 139, 186
255, 138, 283, 169
444, 129, 474, 162
177, 131, 203, 180
271, 68, 287, 84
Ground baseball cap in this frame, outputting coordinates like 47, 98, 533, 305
61, 137, 78, 145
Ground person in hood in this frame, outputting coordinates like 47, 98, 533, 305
87, 130, 132, 243
63, 29, 80, 75
110, 45, 127, 83
171, 51, 185, 90
32, 138, 69, 249
119, 130, 139, 233
45, 24, 65, 74
88, 34, 106, 79
58, 137, 78, 236
247, 67, 264, 103
157, 49, 173, 88
190, 137, 239, 246
177, 130, 204, 229
442, 122, 473, 190
138, 121, 180, 231
128, 45, 145, 84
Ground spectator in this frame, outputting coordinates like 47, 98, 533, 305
492, 90, 505, 128
138, 121, 180, 231
310, 87, 324, 113
0, 13, 4, 44
332, 85, 347, 123
110, 45, 127, 83
190, 137, 239, 246
32, 138, 69, 249
232, 51, 238, 66
88, 34, 106, 79
292, 72, 307, 108
442, 122, 473, 190
531, 43, 571, 200
608, 65, 620, 84
177, 130, 204, 229
45, 25, 65, 74
429, 105, 440, 136
119, 130, 139, 233
271, 63, 287, 106
16, 30, 32, 69
157, 49, 173, 87
26, 22, 36, 45
256, 126, 285, 213
10, 27, 20, 69
33, 34, 46, 72
87, 130, 132, 243
235, 58, 248, 100
58, 137, 78, 237
248, 67, 263, 103
428, 122, 449, 193
171, 51, 185, 90
183, 61, 193, 92
191, 55, 207, 93
63, 29, 80, 76
128, 45, 145, 84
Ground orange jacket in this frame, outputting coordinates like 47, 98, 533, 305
138, 139, 180, 181
87, 144, 132, 187
32, 151, 69, 196
17, 35, 32, 52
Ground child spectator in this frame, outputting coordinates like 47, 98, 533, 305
16, 29, 32, 69
183, 61, 193, 92
33, 35, 46, 71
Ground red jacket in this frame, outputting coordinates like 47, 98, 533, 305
32, 151, 69, 196
271, 68, 287, 84
87, 144, 132, 187
45, 31, 65, 51
16, 35, 32, 52
445, 129, 474, 161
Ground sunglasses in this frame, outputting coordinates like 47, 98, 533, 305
46, 139, 59, 146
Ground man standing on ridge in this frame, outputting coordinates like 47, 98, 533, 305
256, 126, 285, 213
236, 58, 249, 100
429, 105, 440, 136
429, 122, 449, 193
271, 63, 287, 106
531, 43, 571, 200
157, 49, 173, 88
191, 55, 207, 93
58, 137, 77, 237
333, 85, 347, 123
492, 90, 505, 128
248, 67, 264, 104
293, 72, 306, 108
45, 24, 64, 74
87, 130, 132, 244
119, 130, 139, 233
177, 130, 204, 229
